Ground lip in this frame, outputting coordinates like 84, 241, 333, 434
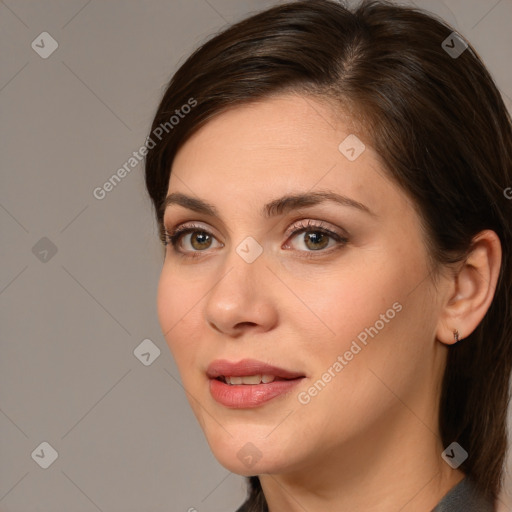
206, 359, 306, 409
206, 358, 305, 380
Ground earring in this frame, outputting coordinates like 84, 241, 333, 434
453, 329, 460, 343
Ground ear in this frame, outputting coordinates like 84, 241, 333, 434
436, 229, 502, 345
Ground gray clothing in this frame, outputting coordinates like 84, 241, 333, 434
235, 477, 495, 511
431, 477, 494, 511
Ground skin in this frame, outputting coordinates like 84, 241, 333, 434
156, 93, 501, 511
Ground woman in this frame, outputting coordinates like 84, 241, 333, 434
144, 1, 512, 510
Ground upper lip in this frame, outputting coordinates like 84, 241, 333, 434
206, 359, 305, 379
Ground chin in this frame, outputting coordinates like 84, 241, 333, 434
212, 448, 286, 477
204, 427, 298, 477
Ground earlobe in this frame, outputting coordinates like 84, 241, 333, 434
436, 230, 502, 346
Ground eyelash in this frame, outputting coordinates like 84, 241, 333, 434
161, 220, 348, 260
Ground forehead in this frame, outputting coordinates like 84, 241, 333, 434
182, 94, 353, 147
171, 94, 364, 181
165, 93, 404, 222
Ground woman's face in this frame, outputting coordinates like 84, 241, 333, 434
157, 93, 449, 476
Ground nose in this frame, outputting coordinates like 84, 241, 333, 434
204, 251, 278, 338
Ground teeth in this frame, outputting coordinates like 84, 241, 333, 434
224, 374, 276, 385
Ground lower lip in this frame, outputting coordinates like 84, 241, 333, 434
209, 378, 304, 408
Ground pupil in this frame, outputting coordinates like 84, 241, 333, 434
306, 232, 328, 250
192, 232, 211, 250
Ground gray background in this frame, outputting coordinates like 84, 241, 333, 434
1, 0, 511, 511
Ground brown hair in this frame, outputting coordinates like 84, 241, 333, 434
144, 0, 512, 507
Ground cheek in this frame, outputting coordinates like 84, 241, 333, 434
156, 269, 201, 370
294, 257, 435, 417
291, 248, 431, 384
289, 259, 402, 347
156, 271, 177, 340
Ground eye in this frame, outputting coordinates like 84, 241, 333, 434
162, 223, 223, 257
283, 219, 348, 256
162, 219, 348, 259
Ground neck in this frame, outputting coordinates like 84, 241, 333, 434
258, 407, 465, 512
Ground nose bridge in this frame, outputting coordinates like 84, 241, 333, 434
210, 235, 267, 305
218, 225, 263, 269
203, 236, 277, 334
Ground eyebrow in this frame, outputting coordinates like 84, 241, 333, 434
161, 190, 374, 219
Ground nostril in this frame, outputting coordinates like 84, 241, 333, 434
235, 321, 258, 329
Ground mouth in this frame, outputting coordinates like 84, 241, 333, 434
206, 358, 305, 381
206, 359, 306, 408
215, 374, 292, 385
